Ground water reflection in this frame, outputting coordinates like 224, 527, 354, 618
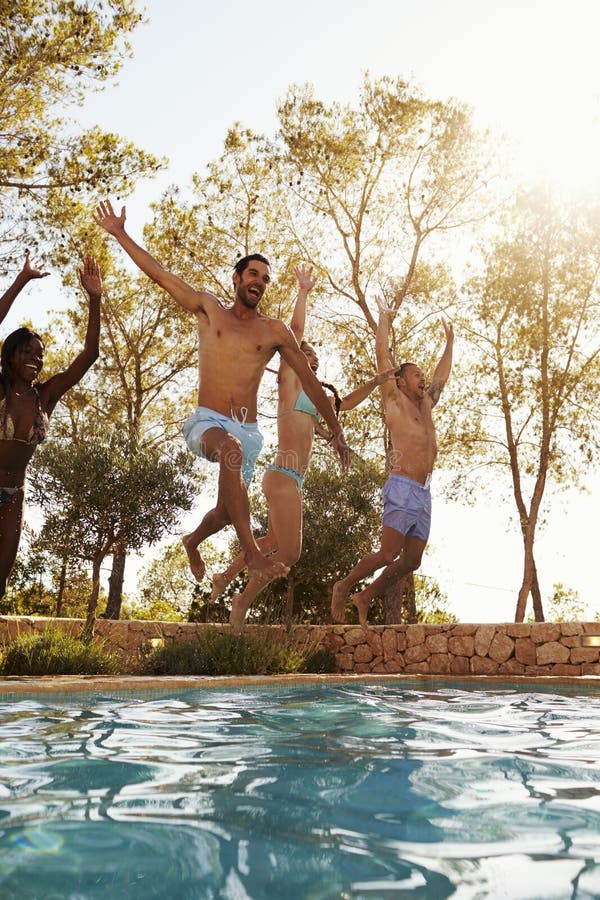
0, 683, 599, 897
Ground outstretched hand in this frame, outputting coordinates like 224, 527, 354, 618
94, 198, 126, 236
79, 256, 102, 299
21, 250, 49, 281
441, 318, 454, 342
295, 264, 317, 293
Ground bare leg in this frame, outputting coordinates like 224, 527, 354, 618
183, 429, 287, 583
351, 537, 427, 627
212, 532, 277, 602
331, 526, 406, 623
183, 506, 230, 582
0, 490, 24, 599
228, 470, 303, 631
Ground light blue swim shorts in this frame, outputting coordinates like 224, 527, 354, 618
382, 473, 431, 541
182, 406, 264, 487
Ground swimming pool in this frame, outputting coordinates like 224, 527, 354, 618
1, 680, 600, 898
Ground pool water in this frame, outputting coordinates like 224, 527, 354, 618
1, 681, 600, 899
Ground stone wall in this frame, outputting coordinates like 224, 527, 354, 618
1, 617, 599, 676
323, 622, 600, 676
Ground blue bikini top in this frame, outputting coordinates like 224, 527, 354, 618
293, 390, 319, 420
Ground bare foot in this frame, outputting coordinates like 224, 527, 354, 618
352, 591, 370, 629
182, 534, 205, 582
229, 595, 250, 633
211, 571, 229, 602
247, 555, 289, 582
331, 581, 348, 623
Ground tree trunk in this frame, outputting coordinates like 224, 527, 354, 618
284, 574, 295, 628
104, 549, 126, 619
383, 573, 416, 624
55, 556, 67, 618
515, 541, 546, 622
82, 554, 103, 643
531, 563, 545, 622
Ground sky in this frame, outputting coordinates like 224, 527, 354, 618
7, 0, 600, 621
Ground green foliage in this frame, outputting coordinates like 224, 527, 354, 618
0, 628, 118, 676
527, 583, 587, 623
0, 0, 162, 263
140, 626, 315, 676
299, 648, 337, 673
415, 575, 457, 624
457, 188, 600, 620
234, 455, 384, 625
2, 534, 94, 618
30, 432, 197, 565
127, 539, 217, 622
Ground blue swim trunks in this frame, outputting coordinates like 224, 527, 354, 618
266, 462, 304, 492
382, 474, 431, 541
182, 406, 264, 487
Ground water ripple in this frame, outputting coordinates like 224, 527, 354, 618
1, 681, 600, 897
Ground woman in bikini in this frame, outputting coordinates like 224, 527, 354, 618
212, 264, 397, 628
0, 252, 102, 598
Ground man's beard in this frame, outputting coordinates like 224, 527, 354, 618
237, 286, 260, 308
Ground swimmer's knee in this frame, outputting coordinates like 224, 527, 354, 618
379, 548, 400, 566
221, 434, 243, 456
403, 552, 423, 573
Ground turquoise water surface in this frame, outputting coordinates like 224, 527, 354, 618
1, 681, 600, 898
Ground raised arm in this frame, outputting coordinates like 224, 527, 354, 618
428, 319, 454, 407
289, 264, 316, 342
0, 251, 49, 326
43, 257, 102, 408
339, 366, 400, 411
374, 295, 398, 402
94, 199, 213, 315
277, 323, 351, 470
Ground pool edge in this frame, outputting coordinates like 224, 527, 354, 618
2, 672, 600, 694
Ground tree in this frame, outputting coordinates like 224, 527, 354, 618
143, 76, 496, 621
0, 0, 162, 264
29, 431, 197, 633
276, 78, 497, 620
35, 240, 203, 616
2, 533, 92, 618
127, 540, 198, 622
459, 188, 600, 621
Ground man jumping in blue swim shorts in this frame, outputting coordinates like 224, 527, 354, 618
95, 200, 351, 586
332, 295, 454, 627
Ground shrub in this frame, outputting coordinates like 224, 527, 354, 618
300, 648, 337, 673
140, 626, 334, 676
0, 629, 119, 676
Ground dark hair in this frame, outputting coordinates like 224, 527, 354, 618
1, 327, 45, 390
321, 381, 342, 416
394, 362, 414, 379
233, 253, 271, 276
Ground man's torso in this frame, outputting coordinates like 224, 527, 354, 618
195, 303, 282, 421
384, 391, 437, 484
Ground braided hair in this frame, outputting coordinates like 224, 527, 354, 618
320, 381, 341, 416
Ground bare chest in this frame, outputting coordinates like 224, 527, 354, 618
199, 316, 275, 364
386, 397, 435, 439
